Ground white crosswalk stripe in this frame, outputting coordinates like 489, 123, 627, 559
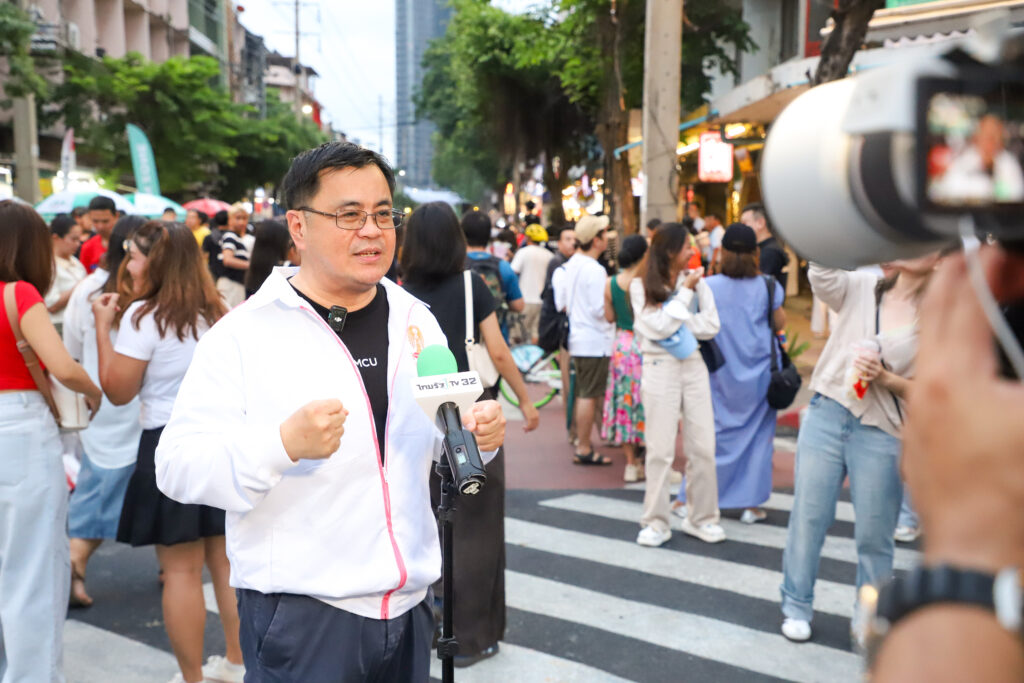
68, 487, 889, 682
507, 571, 863, 683
539, 493, 921, 569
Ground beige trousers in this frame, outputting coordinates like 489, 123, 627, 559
640, 353, 720, 533
217, 277, 246, 309
522, 302, 542, 342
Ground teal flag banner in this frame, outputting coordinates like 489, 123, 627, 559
126, 123, 160, 195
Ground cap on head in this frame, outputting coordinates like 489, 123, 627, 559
575, 214, 610, 245
722, 223, 757, 253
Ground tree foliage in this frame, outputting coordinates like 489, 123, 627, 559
0, 3, 51, 104
43, 52, 328, 199
416, 0, 754, 222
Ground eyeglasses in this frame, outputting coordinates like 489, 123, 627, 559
297, 206, 404, 231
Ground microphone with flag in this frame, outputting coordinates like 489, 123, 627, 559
413, 344, 487, 495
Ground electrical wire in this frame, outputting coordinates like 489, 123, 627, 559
960, 216, 1024, 381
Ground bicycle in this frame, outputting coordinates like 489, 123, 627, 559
499, 343, 562, 409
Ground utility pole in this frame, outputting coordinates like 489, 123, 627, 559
293, 0, 302, 117
639, 0, 682, 230
14, 0, 41, 202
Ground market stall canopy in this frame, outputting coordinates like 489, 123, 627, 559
126, 192, 187, 219
35, 189, 136, 219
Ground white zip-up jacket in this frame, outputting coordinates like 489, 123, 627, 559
155, 267, 452, 621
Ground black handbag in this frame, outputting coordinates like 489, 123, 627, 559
537, 266, 570, 353
699, 339, 725, 373
764, 276, 801, 410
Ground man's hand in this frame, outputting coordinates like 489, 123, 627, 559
462, 399, 506, 452
903, 247, 1024, 572
279, 399, 348, 462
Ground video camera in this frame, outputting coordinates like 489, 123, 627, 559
762, 18, 1024, 269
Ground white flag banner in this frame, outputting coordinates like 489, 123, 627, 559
60, 128, 76, 181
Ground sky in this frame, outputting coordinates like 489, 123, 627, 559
237, 1, 398, 162
236, 1, 543, 168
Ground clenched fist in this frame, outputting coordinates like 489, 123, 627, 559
280, 399, 349, 462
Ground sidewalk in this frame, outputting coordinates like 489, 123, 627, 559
503, 292, 827, 492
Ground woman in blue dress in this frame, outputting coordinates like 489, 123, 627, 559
674, 224, 785, 523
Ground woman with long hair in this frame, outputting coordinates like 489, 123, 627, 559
601, 234, 648, 483
64, 215, 147, 607
92, 222, 242, 683
629, 223, 724, 548
400, 201, 538, 667
779, 253, 941, 643
244, 220, 299, 298
0, 200, 102, 681
673, 223, 787, 524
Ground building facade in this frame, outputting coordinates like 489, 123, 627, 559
394, 0, 452, 188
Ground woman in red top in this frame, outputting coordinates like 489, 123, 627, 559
0, 200, 102, 682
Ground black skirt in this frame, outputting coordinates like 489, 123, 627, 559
117, 426, 225, 547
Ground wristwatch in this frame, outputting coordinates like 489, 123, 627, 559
856, 565, 1023, 669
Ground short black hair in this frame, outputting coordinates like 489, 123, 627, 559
400, 202, 466, 285
741, 202, 767, 223
280, 141, 396, 210
646, 217, 662, 231
617, 234, 648, 269
460, 210, 492, 248
213, 210, 228, 228
88, 196, 117, 214
163, 206, 177, 214
50, 214, 76, 238
71, 207, 87, 219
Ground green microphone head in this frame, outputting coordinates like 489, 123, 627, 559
417, 344, 459, 377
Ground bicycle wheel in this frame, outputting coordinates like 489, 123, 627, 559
500, 344, 560, 409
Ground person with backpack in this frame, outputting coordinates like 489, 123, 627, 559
462, 210, 524, 342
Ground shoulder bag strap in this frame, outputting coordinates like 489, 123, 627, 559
765, 276, 779, 370
3, 283, 61, 421
875, 297, 905, 425
464, 270, 476, 344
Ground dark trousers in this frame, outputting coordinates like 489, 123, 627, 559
237, 589, 434, 683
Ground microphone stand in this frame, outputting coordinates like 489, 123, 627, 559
435, 456, 458, 683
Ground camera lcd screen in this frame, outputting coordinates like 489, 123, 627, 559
922, 80, 1024, 209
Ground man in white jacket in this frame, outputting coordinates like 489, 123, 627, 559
155, 142, 506, 682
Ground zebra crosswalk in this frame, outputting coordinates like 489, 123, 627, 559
67, 485, 911, 682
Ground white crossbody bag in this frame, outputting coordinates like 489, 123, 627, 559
464, 270, 500, 388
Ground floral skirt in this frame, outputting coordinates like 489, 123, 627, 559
601, 329, 645, 445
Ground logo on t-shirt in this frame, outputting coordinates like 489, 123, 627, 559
354, 356, 379, 368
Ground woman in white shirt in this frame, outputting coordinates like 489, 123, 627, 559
93, 222, 242, 683
45, 214, 87, 335
629, 223, 724, 548
64, 215, 146, 608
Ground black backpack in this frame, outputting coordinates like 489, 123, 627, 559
467, 255, 508, 326
537, 267, 569, 353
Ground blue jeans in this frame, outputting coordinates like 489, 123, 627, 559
898, 483, 919, 530
0, 392, 68, 682
780, 394, 901, 623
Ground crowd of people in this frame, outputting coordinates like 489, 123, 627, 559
2, 139, 1015, 683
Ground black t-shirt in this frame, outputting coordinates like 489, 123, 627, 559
758, 237, 789, 287
291, 282, 390, 463
402, 272, 496, 373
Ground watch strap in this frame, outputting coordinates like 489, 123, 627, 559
878, 566, 996, 625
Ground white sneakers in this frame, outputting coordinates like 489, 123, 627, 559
679, 518, 726, 544
740, 508, 768, 524
203, 655, 245, 683
636, 526, 672, 547
781, 618, 812, 642
623, 463, 645, 483
893, 525, 921, 543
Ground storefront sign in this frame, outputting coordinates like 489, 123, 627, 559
698, 131, 734, 183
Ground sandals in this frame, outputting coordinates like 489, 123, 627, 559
69, 568, 93, 608
573, 451, 613, 466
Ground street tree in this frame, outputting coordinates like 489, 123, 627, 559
46, 52, 242, 195
0, 3, 50, 105
812, 0, 885, 85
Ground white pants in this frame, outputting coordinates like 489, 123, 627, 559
0, 392, 68, 683
217, 277, 246, 309
640, 354, 720, 533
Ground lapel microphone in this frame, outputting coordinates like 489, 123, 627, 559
328, 306, 348, 334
